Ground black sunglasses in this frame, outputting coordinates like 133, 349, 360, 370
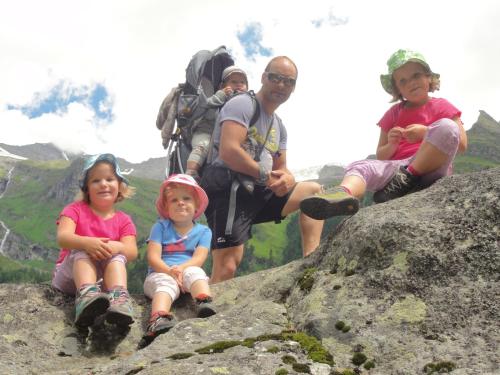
266, 72, 296, 87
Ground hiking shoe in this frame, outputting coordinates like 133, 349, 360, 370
74, 283, 110, 327
106, 287, 134, 326
195, 296, 217, 318
299, 187, 359, 220
373, 166, 420, 203
146, 313, 177, 337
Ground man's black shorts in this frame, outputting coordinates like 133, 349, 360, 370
204, 184, 294, 250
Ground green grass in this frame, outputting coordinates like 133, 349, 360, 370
22, 159, 70, 169
0, 255, 50, 283
454, 155, 499, 174
117, 175, 160, 243
20, 259, 55, 272
0, 255, 24, 270
249, 217, 291, 263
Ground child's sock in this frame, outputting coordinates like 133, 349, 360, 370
108, 285, 126, 291
406, 164, 422, 176
195, 293, 212, 302
339, 185, 353, 196
150, 310, 171, 321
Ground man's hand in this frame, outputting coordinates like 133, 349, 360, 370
402, 124, 427, 143
268, 170, 295, 197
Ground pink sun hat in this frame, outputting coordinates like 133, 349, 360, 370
156, 174, 209, 220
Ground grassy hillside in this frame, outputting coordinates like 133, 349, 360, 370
0, 160, 159, 287
249, 217, 291, 263
0, 161, 68, 248
0, 255, 50, 283
453, 155, 499, 174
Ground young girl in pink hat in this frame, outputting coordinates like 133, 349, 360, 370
142, 174, 215, 342
300, 49, 468, 220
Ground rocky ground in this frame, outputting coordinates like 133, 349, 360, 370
0, 167, 499, 375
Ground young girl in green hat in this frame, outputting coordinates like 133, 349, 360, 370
300, 49, 468, 220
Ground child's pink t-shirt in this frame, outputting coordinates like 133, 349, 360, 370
377, 97, 461, 160
55, 200, 137, 266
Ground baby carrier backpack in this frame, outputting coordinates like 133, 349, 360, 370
155, 46, 235, 178
155, 46, 263, 235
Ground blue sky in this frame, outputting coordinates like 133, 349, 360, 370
7, 82, 112, 121
1, 0, 499, 170
237, 23, 273, 61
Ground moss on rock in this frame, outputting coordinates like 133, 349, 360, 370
298, 267, 317, 292
423, 361, 457, 373
292, 363, 311, 373
195, 340, 241, 354
168, 352, 194, 360
379, 294, 427, 324
351, 352, 367, 366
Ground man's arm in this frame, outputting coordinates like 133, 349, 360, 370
268, 150, 295, 197
219, 120, 262, 179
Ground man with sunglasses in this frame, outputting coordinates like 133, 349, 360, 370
203, 56, 324, 283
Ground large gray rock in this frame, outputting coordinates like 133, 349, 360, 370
0, 167, 498, 374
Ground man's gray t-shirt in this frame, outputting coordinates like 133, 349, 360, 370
211, 94, 287, 172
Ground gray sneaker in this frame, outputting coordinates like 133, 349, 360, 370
146, 313, 177, 337
300, 186, 359, 220
106, 287, 134, 326
74, 283, 110, 327
195, 296, 217, 318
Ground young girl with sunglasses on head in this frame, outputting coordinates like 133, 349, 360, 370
52, 154, 138, 328
300, 49, 468, 220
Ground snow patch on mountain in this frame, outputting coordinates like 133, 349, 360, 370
0, 147, 27, 160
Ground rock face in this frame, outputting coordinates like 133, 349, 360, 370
0, 167, 499, 375
466, 110, 500, 163
317, 163, 346, 183
46, 158, 84, 205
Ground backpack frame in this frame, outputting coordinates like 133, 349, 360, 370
156, 46, 235, 178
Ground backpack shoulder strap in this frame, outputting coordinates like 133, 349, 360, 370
205, 90, 260, 165
246, 90, 260, 127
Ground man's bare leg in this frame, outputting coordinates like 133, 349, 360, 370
210, 245, 244, 284
282, 181, 324, 257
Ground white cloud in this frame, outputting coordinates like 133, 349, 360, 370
1, 0, 499, 169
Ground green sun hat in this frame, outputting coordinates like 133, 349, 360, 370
380, 49, 440, 96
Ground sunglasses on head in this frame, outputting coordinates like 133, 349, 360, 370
266, 72, 296, 87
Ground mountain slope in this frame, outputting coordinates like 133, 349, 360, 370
454, 110, 500, 173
